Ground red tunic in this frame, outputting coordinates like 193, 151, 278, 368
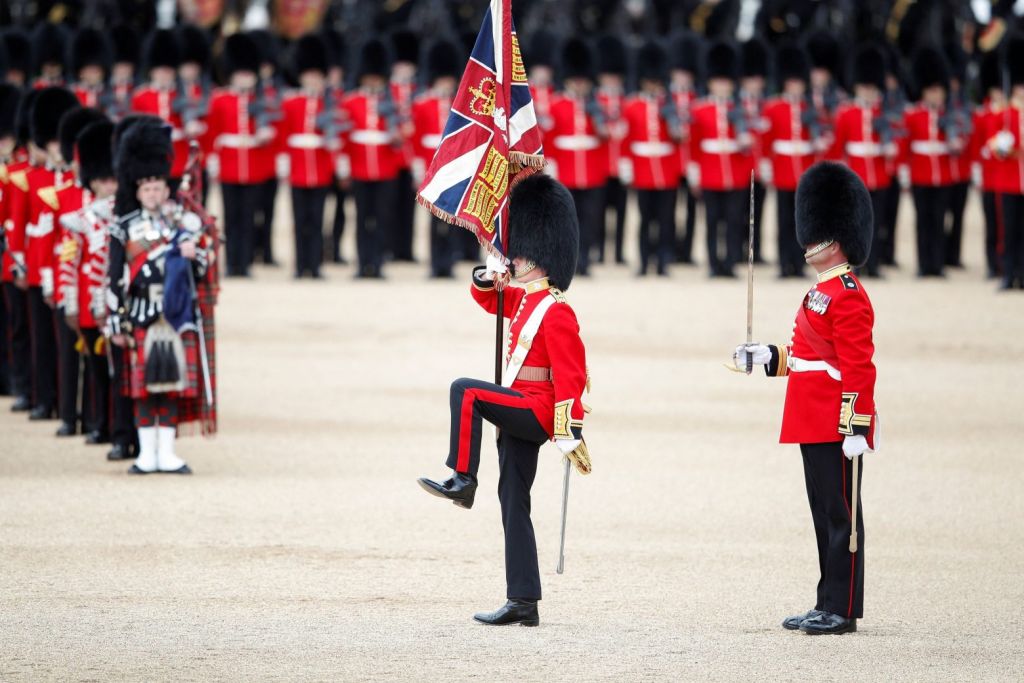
131, 86, 190, 178
340, 90, 402, 182
73, 84, 103, 108
768, 264, 876, 448
281, 92, 335, 188
762, 96, 817, 191
828, 102, 896, 190
469, 273, 587, 441
901, 105, 955, 186
67, 196, 114, 329
595, 87, 628, 178
53, 182, 87, 309
1, 155, 31, 283
689, 96, 755, 191
548, 94, 608, 189
24, 166, 67, 290
206, 88, 279, 185
411, 91, 451, 166
623, 94, 680, 190
979, 104, 1024, 195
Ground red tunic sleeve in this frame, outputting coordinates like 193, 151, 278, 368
544, 302, 587, 440
469, 265, 524, 318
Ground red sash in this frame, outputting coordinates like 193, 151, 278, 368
795, 304, 840, 367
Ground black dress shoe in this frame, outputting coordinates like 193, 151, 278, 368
55, 422, 77, 437
782, 609, 823, 631
417, 472, 478, 509
161, 464, 193, 475
473, 599, 539, 627
11, 395, 32, 412
800, 611, 857, 635
107, 443, 134, 461
128, 464, 155, 475
29, 406, 55, 421
85, 430, 110, 445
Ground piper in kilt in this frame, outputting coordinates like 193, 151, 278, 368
108, 120, 212, 474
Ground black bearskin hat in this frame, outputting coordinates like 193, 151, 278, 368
637, 40, 668, 84
248, 30, 278, 69
70, 28, 113, 76
111, 24, 140, 66
356, 38, 391, 80
31, 23, 68, 72
741, 37, 768, 79
851, 43, 886, 90
978, 49, 1004, 98
31, 87, 79, 148
912, 45, 949, 92
776, 43, 809, 83
4, 29, 32, 80
560, 37, 595, 82
525, 29, 557, 69
76, 120, 115, 185
795, 162, 873, 267
507, 174, 579, 291
670, 32, 700, 74
177, 24, 211, 70
58, 107, 106, 165
223, 33, 262, 77
389, 28, 420, 66
321, 29, 348, 70
114, 119, 172, 215
294, 33, 329, 75
706, 40, 738, 81
113, 114, 163, 154
596, 34, 626, 77
0, 84, 21, 139
0, 29, 9, 78
425, 40, 461, 83
15, 89, 39, 147
142, 29, 181, 72
804, 30, 840, 77
1009, 34, 1024, 87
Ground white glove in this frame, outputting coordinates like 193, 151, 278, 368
897, 165, 910, 190
734, 343, 771, 369
842, 435, 869, 459
618, 158, 634, 185
758, 158, 773, 185
485, 253, 508, 277
556, 439, 580, 455
686, 161, 700, 189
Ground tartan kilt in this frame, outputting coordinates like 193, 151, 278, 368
128, 326, 200, 400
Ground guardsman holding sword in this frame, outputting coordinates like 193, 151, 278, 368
734, 162, 877, 635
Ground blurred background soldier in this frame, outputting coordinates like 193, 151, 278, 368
248, 29, 284, 269
107, 25, 140, 121
0, 84, 30, 405
3, 30, 32, 88
31, 23, 69, 89
69, 28, 113, 109
593, 33, 628, 266
942, 40, 972, 271
669, 32, 699, 266
387, 27, 420, 264
132, 29, 190, 189
740, 36, 769, 264
974, 51, 1006, 280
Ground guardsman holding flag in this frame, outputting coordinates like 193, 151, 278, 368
734, 162, 877, 635
415, 1, 590, 627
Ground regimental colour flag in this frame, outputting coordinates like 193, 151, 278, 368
416, 0, 545, 258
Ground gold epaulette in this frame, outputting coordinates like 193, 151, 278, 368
37, 185, 60, 211
10, 169, 28, 192
549, 287, 567, 303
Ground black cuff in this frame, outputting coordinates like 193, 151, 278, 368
471, 265, 494, 290
764, 345, 787, 377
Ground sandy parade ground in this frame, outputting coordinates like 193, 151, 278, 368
1, 186, 1023, 682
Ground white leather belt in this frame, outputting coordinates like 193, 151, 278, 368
553, 134, 600, 151
420, 133, 442, 149
788, 355, 842, 381
700, 138, 740, 154
845, 141, 896, 157
630, 141, 674, 157
772, 139, 813, 155
350, 130, 392, 145
287, 133, 327, 149
217, 133, 259, 149
910, 140, 950, 155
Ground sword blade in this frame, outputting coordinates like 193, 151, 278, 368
556, 456, 571, 574
746, 172, 755, 374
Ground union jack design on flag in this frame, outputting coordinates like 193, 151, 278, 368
416, 0, 545, 258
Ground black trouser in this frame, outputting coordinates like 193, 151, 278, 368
429, 216, 457, 277
863, 189, 887, 277
55, 310, 82, 427
221, 182, 261, 277
391, 169, 416, 261
776, 189, 804, 278
676, 178, 698, 264
444, 378, 549, 601
291, 185, 330, 277
1002, 193, 1024, 283
704, 188, 745, 276
110, 343, 135, 449
351, 179, 394, 276
3, 283, 31, 399
879, 182, 902, 266
27, 286, 56, 410
601, 177, 627, 263
330, 182, 347, 262
570, 187, 602, 275
911, 185, 950, 276
800, 442, 865, 619
983, 191, 1001, 277
254, 177, 278, 265
81, 327, 109, 436
945, 181, 969, 267
636, 188, 676, 275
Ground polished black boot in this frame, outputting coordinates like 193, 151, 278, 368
55, 421, 77, 437
417, 472, 477, 509
800, 611, 857, 635
84, 430, 110, 445
106, 443, 134, 461
29, 405, 55, 421
782, 609, 823, 631
11, 395, 31, 412
473, 599, 539, 627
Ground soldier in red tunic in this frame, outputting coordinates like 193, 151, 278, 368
131, 30, 190, 186
986, 36, 1024, 290
418, 175, 589, 627
30, 23, 67, 89
69, 28, 112, 109
549, 37, 607, 277
412, 39, 461, 278
107, 25, 140, 122
594, 34, 629, 265
281, 34, 336, 279
668, 32, 700, 266
0, 85, 27, 402
972, 51, 1008, 280
735, 162, 876, 636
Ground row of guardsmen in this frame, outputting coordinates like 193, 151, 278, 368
2, 23, 1024, 290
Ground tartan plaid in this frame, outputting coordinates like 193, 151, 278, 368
128, 326, 200, 400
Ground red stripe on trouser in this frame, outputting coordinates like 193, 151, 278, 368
841, 451, 855, 618
456, 387, 530, 472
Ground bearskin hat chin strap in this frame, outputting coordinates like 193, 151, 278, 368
803, 239, 834, 259
513, 260, 538, 279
